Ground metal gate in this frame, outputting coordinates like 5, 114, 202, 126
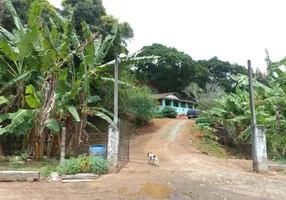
117, 120, 130, 171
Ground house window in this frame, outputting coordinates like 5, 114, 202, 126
173, 101, 179, 107
165, 100, 171, 106
158, 99, 162, 106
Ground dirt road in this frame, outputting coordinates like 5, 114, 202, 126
1, 119, 286, 200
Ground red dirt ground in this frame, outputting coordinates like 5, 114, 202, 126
1, 119, 286, 200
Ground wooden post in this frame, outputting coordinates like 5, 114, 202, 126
114, 54, 119, 125
60, 127, 66, 164
248, 60, 268, 172
248, 60, 256, 162
107, 53, 120, 173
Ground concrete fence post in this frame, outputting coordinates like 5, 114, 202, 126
107, 123, 119, 173
248, 60, 268, 173
60, 127, 66, 164
253, 125, 268, 172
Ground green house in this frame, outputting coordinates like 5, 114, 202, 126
152, 92, 195, 115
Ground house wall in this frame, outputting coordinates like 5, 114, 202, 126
156, 99, 192, 115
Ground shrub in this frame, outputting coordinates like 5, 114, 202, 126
56, 154, 108, 175
20, 153, 29, 160
154, 112, 164, 118
57, 157, 81, 175
96, 80, 156, 125
88, 156, 108, 174
160, 107, 177, 118
120, 86, 157, 125
196, 115, 211, 125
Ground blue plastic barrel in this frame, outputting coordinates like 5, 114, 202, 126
89, 144, 106, 159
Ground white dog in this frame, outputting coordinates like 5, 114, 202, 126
147, 152, 159, 167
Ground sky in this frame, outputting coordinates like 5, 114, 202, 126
48, 0, 286, 72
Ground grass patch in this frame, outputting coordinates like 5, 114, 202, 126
275, 159, 286, 165
190, 125, 232, 158
0, 159, 59, 178
192, 139, 227, 158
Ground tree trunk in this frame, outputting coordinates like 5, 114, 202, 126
60, 127, 66, 164
275, 105, 279, 121
22, 129, 32, 153
39, 133, 46, 158
46, 133, 54, 158
0, 136, 4, 156
78, 114, 87, 146
58, 134, 61, 155
17, 82, 25, 109
66, 133, 75, 156
34, 134, 46, 161
0, 0, 5, 24
78, 92, 87, 146
34, 75, 57, 161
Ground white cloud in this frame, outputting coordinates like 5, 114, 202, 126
48, 0, 286, 71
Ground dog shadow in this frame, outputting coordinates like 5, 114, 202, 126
129, 157, 148, 161
127, 160, 150, 165
128, 156, 159, 167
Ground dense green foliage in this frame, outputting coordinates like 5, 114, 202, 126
0, 0, 134, 62
120, 86, 156, 125
61, 0, 134, 62
0, 0, 147, 160
196, 57, 248, 93
159, 107, 177, 118
196, 58, 286, 159
57, 154, 108, 175
136, 43, 206, 93
135, 44, 247, 94
95, 75, 156, 125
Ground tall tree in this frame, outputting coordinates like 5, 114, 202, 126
61, 0, 134, 62
135, 43, 209, 94
196, 57, 248, 92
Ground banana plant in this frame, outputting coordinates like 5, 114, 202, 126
0, 109, 37, 135
0, 0, 43, 109
33, 5, 117, 147
74, 22, 159, 144
0, 0, 159, 158
206, 71, 286, 156
0, 0, 45, 154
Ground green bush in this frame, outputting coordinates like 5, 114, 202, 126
56, 154, 108, 175
154, 112, 164, 118
196, 115, 211, 125
160, 107, 177, 118
120, 86, 157, 125
20, 153, 29, 160
57, 157, 81, 175
96, 79, 156, 125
